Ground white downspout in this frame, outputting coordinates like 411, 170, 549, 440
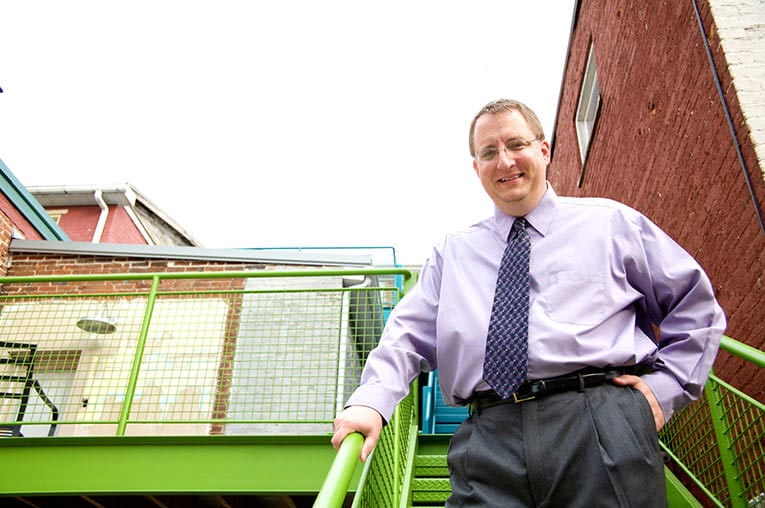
123, 205, 155, 245
92, 190, 109, 243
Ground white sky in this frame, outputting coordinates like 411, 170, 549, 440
0, 1, 575, 265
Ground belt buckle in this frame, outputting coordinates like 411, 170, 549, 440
512, 392, 535, 403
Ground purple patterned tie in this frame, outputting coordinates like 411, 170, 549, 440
483, 217, 531, 399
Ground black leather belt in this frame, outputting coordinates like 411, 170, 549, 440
470, 365, 650, 413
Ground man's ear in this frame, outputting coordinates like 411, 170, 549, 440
540, 140, 551, 164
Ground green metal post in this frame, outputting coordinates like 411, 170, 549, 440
401, 270, 417, 294
116, 275, 161, 436
705, 373, 747, 508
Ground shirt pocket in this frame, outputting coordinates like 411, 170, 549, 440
541, 270, 606, 325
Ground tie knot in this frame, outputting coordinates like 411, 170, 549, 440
509, 217, 528, 240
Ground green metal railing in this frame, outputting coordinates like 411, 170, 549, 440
351, 383, 419, 508
0, 268, 413, 438
314, 384, 419, 508
317, 335, 765, 508
659, 336, 765, 508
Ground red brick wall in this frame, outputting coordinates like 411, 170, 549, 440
101, 206, 149, 244
0, 211, 14, 276
0, 192, 44, 241
56, 205, 149, 244
549, 0, 764, 396
4, 254, 261, 295
56, 206, 101, 242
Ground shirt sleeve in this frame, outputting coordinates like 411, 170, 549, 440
628, 213, 726, 422
344, 244, 443, 422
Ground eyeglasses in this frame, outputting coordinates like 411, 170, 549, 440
475, 137, 542, 163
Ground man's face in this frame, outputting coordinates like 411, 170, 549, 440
472, 110, 550, 217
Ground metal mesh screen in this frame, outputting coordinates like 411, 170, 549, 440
659, 373, 765, 507
353, 387, 417, 508
0, 271, 402, 437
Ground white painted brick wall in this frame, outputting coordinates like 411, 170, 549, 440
709, 0, 765, 179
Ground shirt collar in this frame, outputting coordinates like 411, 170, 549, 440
492, 182, 558, 239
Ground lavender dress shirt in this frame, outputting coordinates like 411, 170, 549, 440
346, 185, 726, 423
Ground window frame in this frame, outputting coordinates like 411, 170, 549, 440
575, 42, 602, 186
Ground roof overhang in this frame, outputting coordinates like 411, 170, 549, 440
28, 184, 138, 207
9, 239, 374, 267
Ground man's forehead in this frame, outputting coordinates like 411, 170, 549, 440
474, 111, 533, 142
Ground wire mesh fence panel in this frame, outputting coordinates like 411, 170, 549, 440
224, 275, 352, 435
355, 424, 397, 508
659, 391, 729, 505
352, 386, 418, 508
353, 389, 416, 508
711, 381, 765, 507
0, 271, 404, 438
0, 293, 150, 437
659, 371, 765, 508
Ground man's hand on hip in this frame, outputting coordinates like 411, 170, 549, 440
331, 405, 383, 462
611, 374, 666, 431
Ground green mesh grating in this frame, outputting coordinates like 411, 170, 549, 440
0, 270, 404, 438
660, 369, 765, 508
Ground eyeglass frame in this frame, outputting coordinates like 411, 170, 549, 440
474, 136, 544, 163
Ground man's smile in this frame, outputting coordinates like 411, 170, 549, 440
498, 173, 523, 183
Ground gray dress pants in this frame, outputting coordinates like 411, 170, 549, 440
446, 383, 667, 507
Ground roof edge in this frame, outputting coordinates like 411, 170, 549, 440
0, 160, 70, 241
28, 183, 202, 246
9, 239, 373, 267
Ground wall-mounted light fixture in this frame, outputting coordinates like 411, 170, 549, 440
76, 302, 117, 334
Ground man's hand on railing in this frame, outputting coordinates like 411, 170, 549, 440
331, 405, 383, 462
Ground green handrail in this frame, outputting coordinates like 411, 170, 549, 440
720, 334, 765, 368
313, 432, 364, 508
0, 267, 414, 284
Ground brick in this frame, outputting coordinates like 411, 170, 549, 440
550, 0, 765, 388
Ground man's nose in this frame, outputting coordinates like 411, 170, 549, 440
497, 147, 515, 168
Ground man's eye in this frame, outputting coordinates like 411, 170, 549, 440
506, 141, 527, 151
480, 149, 497, 160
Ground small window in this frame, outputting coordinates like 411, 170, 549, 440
575, 43, 601, 184
46, 209, 69, 224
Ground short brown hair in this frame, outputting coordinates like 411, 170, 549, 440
468, 99, 545, 157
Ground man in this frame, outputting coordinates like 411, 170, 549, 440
332, 99, 726, 506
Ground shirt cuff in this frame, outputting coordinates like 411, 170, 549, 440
640, 370, 692, 423
344, 383, 402, 424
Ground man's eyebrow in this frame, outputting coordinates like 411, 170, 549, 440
479, 135, 528, 147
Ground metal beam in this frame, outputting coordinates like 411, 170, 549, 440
0, 435, 358, 496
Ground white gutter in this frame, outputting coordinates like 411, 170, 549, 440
92, 190, 109, 243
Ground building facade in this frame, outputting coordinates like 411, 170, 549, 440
548, 0, 765, 400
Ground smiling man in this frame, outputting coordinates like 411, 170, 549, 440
332, 99, 726, 507
469, 100, 549, 218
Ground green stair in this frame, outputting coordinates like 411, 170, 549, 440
411, 454, 450, 507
